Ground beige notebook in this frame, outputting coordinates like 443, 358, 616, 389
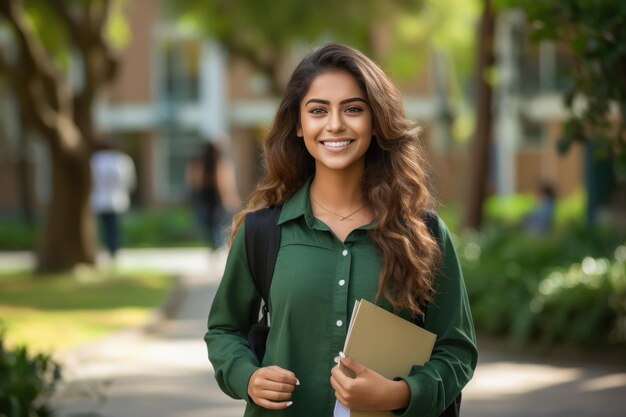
335, 299, 437, 417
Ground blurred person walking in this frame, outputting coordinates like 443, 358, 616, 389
521, 181, 556, 235
186, 140, 240, 250
90, 139, 136, 261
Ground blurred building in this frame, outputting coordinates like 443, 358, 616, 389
0, 3, 582, 216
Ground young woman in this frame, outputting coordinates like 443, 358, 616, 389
205, 43, 477, 417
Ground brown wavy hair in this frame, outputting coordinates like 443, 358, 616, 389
231, 43, 440, 318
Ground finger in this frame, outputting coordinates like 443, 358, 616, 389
264, 366, 299, 385
250, 376, 296, 398
258, 379, 296, 394
330, 365, 346, 385
330, 365, 352, 392
333, 382, 353, 409
329, 370, 341, 391
339, 352, 367, 376
249, 382, 293, 407
257, 389, 293, 402
254, 398, 293, 410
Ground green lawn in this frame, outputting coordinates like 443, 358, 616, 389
0, 268, 175, 353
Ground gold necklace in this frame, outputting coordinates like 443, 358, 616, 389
310, 194, 364, 221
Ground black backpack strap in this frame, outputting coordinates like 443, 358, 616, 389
244, 205, 283, 314
412, 211, 441, 328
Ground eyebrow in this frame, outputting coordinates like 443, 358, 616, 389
304, 97, 368, 106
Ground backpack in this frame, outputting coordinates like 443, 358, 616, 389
244, 205, 461, 417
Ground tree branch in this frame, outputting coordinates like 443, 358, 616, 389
224, 39, 284, 95
0, 50, 16, 82
0, 53, 58, 146
93, 0, 113, 32
0, 0, 76, 148
0, 0, 71, 112
48, 0, 118, 86
47, 0, 82, 42
0, 0, 60, 85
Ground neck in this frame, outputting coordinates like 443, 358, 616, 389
310, 167, 364, 208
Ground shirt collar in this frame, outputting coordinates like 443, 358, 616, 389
277, 177, 315, 227
277, 177, 374, 233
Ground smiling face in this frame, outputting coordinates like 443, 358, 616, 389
297, 70, 373, 176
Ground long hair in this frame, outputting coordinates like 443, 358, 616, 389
232, 43, 440, 317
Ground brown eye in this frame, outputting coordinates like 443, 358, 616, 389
309, 107, 326, 115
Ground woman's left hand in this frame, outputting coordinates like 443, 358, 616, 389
329, 353, 410, 411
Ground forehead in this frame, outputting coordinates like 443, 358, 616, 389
302, 70, 366, 102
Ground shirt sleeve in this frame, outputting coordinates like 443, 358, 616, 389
204, 222, 262, 400
395, 218, 478, 417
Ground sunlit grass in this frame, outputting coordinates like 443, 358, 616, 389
0, 268, 175, 353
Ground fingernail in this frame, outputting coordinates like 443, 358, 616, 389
296, 378, 301, 386
339, 351, 346, 359
333, 355, 340, 363
286, 401, 293, 407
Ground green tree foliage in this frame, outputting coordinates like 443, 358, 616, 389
169, 0, 481, 141
386, 0, 481, 141
168, 0, 425, 93
498, 0, 626, 175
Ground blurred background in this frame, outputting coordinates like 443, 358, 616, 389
0, 0, 624, 415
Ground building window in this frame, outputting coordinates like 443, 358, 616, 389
158, 37, 201, 104
518, 33, 573, 97
155, 33, 205, 201
163, 129, 203, 200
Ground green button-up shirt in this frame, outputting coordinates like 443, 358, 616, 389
205, 179, 477, 417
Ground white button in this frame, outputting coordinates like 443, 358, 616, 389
336, 320, 343, 327
338, 279, 346, 286
342, 249, 348, 256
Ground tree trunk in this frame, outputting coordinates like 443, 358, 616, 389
36, 144, 97, 271
462, 0, 495, 230
1, 0, 117, 272
17, 125, 34, 225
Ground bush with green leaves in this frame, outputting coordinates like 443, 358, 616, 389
525, 251, 626, 346
0, 207, 207, 251
0, 220, 38, 251
121, 207, 205, 248
458, 221, 625, 347
0, 330, 61, 417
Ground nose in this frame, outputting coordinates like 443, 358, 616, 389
325, 110, 345, 133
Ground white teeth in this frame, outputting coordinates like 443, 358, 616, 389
323, 140, 352, 148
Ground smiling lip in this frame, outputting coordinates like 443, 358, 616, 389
320, 139, 355, 149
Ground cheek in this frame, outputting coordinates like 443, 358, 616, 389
355, 119, 373, 138
299, 118, 323, 138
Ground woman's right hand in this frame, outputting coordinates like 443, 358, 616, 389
248, 365, 299, 409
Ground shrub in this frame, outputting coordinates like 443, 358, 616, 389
0, 329, 61, 417
458, 222, 625, 347
0, 207, 206, 251
0, 220, 38, 251
482, 188, 586, 229
525, 252, 626, 346
122, 207, 204, 248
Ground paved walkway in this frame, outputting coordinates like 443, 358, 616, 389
2, 249, 625, 417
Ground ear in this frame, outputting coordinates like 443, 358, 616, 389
296, 125, 303, 137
